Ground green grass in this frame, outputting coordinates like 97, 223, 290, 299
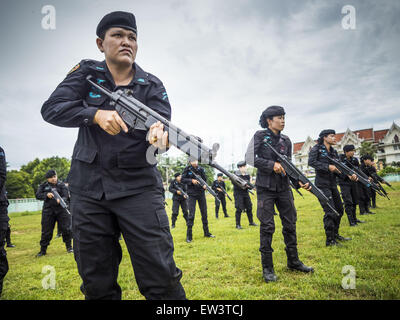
2, 183, 400, 300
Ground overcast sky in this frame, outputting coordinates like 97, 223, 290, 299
0, 0, 399, 170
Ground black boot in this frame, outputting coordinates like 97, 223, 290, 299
336, 234, 352, 241
235, 210, 241, 229
247, 214, 257, 226
346, 209, 356, 226
36, 246, 47, 257
261, 253, 278, 283
285, 248, 314, 273
203, 225, 215, 238
326, 239, 343, 247
65, 239, 73, 253
186, 227, 192, 243
326, 231, 342, 247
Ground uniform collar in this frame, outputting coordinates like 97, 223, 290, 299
90, 60, 150, 86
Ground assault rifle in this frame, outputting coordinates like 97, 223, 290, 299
174, 182, 189, 199
87, 76, 254, 192
215, 182, 232, 201
190, 170, 220, 203
322, 154, 387, 199
263, 139, 340, 216
51, 188, 71, 215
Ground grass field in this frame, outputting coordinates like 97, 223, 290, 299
1, 183, 400, 300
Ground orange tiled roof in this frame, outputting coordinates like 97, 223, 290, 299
374, 129, 389, 142
294, 127, 389, 154
293, 142, 304, 153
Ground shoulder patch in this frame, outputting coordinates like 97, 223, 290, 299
67, 63, 81, 75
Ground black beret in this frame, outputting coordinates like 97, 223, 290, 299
259, 106, 285, 128
319, 129, 336, 138
96, 11, 137, 38
237, 161, 246, 168
361, 154, 373, 161
45, 170, 57, 179
217, 173, 223, 177
174, 173, 181, 178
343, 145, 355, 153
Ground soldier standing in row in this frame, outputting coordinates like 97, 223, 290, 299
212, 173, 229, 219
233, 161, 257, 229
169, 173, 189, 228
337, 145, 365, 226
361, 155, 381, 210
246, 106, 314, 283
182, 160, 215, 243
41, 11, 186, 299
308, 130, 352, 246
35, 170, 73, 256
358, 155, 376, 215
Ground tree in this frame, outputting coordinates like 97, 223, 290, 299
31, 157, 71, 192
20, 158, 41, 175
359, 141, 377, 158
5, 170, 35, 199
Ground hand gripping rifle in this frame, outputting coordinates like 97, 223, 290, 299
87, 76, 254, 192
215, 182, 232, 201
289, 180, 304, 198
263, 139, 340, 216
322, 153, 387, 199
371, 172, 393, 190
174, 182, 189, 199
190, 170, 220, 203
51, 188, 71, 215
345, 162, 390, 200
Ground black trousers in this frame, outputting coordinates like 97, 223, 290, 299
187, 192, 210, 235
57, 212, 72, 235
257, 188, 297, 255
235, 194, 254, 225
370, 190, 376, 207
171, 198, 188, 225
215, 194, 227, 217
39, 207, 72, 249
358, 183, 371, 213
0, 205, 9, 297
339, 183, 358, 224
318, 186, 344, 242
5, 224, 11, 245
70, 188, 186, 300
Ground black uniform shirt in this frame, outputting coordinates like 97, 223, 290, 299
181, 165, 207, 196
212, 180, 226, 197
232, 172, 251, 197
0, 146, 7, 204
168, 180, 187, 201
245, 128, 295, 192
35, 181, 69, 210
41, 60, 170, 200
0, 146, 9, 223
308, 143, 341, 188
337, 154, 360, 186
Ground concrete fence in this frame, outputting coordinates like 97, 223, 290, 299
8, 198, 43, 214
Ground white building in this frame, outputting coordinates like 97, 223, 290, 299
293, 122, 400, 175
